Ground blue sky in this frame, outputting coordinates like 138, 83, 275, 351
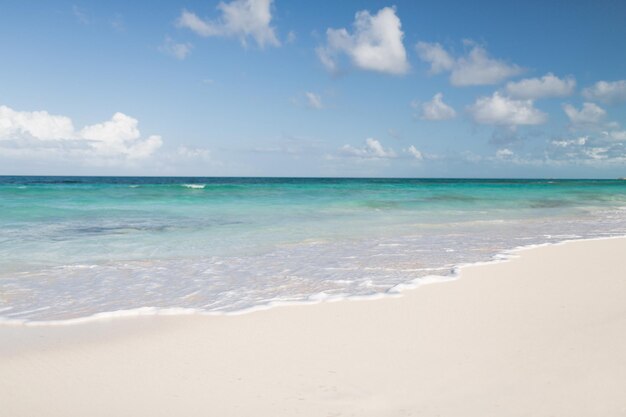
1, 0, 625, 177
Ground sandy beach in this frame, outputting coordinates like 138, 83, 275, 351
1, 237, 626, 416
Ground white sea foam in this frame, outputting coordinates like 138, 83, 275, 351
181, 184, 206, 189
0, 307, 203, 327
2, 234, 625, 327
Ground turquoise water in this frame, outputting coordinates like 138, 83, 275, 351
2, 176, 626, 323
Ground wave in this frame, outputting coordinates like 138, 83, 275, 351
2, 234, 625, 327
181, 184, 206, 189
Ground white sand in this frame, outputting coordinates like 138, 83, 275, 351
1, 237, 626, 416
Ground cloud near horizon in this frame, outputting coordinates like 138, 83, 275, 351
404, 145, 423, 160
338, 138, 425, 163
340, 138, 398, 159
0, 105, 163, 163
546, 133, 626, 165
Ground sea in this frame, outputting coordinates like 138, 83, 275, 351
1, 176, 626, 324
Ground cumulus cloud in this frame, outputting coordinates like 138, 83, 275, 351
0, 104, 162, 163
609, 130, 626, 141
416, 41, 523, 86
605, 130, 626, 141
159, 36, 193, 60
468, 92, 547, 125
316, 6, 409, 75
415, 42, 453, 74
0, 105, 75, 140
304, 92, 323, 109
562, 102, 606, 125
582, 80, 626, 105
505, 73, 576, 99
340, 138, 397, 159
404, 145, 423, 160
176, 0, 280, 48
414, 93, 456, 120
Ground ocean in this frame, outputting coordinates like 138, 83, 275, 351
1, 176, 626, 324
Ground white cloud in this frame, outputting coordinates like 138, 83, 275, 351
562, 102, 606, 125
0, 105, 162, 162
0, 105, 75, 140
505, 73, 576, 99
468, 92, 547, 125
340, 138, 397, 159
415, 42, 453, 74
582, 147, 610, 160
404, 145, 423, 160
79, 112, 140, 142
482, 133, 626, 167
603, 130, 626, 141
452, 45, 523, 86
415, 93, 456, 120
551, 137, 587, 147
304, 92, 323, 109
316, 7, 409, 75
176, 0, 280, 48
544, 132, 626, 165
416, 41, 523, 86
176, 146, 211, 160
159, 37, 193, 60
78, 113, 162, 159
582, 80, 626, 104
495, 148, 514, 159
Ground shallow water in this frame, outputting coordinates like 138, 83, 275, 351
1, 177, 626, 323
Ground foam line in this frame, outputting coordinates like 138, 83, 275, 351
3, 234, 624, 328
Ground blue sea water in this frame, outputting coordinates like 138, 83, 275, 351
1, 176, 626, 323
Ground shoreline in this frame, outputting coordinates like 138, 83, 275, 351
1, 237, 626, 416
2, 234, 625, 327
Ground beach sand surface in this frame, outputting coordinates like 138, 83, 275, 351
1, 238, 626, 416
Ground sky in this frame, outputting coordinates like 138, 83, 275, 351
1, 0, 625, 178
